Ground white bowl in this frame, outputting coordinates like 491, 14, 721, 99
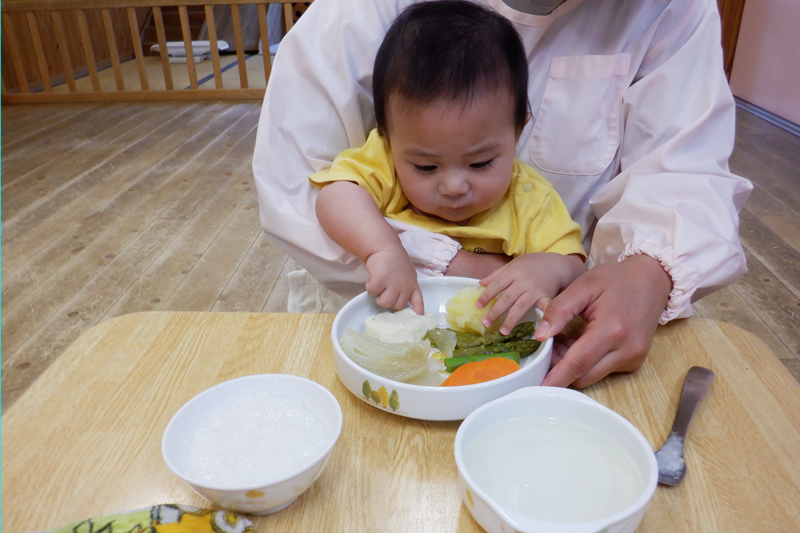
331, 277, 552, 421
454, 387, 658, 533
162, 374, 343, 515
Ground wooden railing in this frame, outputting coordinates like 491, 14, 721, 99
1, 0, 309, 103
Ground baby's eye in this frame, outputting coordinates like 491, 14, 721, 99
470, 159, 495, 169
413, 164, 437, 173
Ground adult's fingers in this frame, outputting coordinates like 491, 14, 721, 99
570, 348, 645, 388
543, 331, 646, 388
534, 280, 596, 341
566, 350, 621, 388
547, 334, 575, 368
540, 323, 616, 387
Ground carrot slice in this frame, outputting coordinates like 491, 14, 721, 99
441, 357, 520, 387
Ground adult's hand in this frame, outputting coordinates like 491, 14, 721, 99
535, 254, 673, 388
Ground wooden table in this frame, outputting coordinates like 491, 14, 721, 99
3, 312, 800, 532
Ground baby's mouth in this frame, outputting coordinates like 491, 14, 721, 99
441, 206, 474, 225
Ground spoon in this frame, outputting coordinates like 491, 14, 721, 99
654, 366, 714, 485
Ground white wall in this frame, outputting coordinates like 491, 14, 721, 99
729, 0, 800, 125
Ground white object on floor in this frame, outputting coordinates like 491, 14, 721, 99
257, 39, 281, 56
150, 40, 229, 63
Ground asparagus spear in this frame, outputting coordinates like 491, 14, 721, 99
453, 338, 541, 358
452, 321, 537, 348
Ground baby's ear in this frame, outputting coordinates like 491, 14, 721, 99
516, 113, 532, 139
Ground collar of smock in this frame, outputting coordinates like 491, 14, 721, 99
484, 0, 585, 26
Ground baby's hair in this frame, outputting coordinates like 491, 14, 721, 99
373, 0, 529, 138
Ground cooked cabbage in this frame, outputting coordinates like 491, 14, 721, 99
425, 328, 457, 358
340, 329, 431, 382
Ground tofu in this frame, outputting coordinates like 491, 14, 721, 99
364, 308, 438, 344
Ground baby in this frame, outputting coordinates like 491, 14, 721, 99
312, 0, 586, 334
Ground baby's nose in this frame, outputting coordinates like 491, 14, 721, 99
439, 174, 470, 197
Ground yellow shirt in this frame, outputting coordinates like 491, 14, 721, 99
310, 129, 585, 258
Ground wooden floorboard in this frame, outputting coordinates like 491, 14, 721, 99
0, 105, 99, 153
2, 102, 799, 413
1, 104, 232, 334
693, 107, 800, 383
2, 104, 204, 261
212, 229, 289, 313
0, 105, 144, 192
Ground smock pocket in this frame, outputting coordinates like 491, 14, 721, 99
530, 54, 630, 176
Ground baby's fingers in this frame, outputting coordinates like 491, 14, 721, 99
409, 288, 425, 315
480, 284, 522, 331
365, 278, 387, 302
477, 275, 511, 310
497, 291, 543, 335
498, 305, 527, 335
372, 284, 404, 311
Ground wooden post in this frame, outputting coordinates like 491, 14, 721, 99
231, 4, 248, 89
178, 5, 198, 90
52, 10, 77, 93
3, 12, 30, 93
26, 11, 53, 92
152, 7, 174, 91
127, 8, 149, 91
204, 4, 224, 89
76, 9, 101, 92
257, 3, 271, 86
101, 8, 126, 91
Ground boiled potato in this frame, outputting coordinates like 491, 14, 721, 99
446, 286, 497, 334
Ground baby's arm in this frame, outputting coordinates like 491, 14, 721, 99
445, 249, 512, 279
475, 252, 586, 335
315, 181, 424, 313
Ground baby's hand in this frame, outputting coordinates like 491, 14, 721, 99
365, 249, 424, 314
476, 253, 585, 334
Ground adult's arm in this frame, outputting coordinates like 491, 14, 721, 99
252, 0, 461, 298
539, 0, 753, 387
588, 0, 752, 321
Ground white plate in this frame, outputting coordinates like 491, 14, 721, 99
331, 277, 552, 421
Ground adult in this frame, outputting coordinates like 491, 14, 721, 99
252, 0, 752, 388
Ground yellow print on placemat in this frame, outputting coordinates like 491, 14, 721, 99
43, 503, 253, 533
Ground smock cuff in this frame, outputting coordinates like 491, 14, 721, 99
618, 243, 699, 325
385, 218, 462, 277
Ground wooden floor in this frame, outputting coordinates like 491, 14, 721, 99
2, 101, 799, 413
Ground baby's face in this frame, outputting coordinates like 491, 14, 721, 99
386, 88, 518, 224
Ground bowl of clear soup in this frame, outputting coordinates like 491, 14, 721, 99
454, 386, 658, 533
